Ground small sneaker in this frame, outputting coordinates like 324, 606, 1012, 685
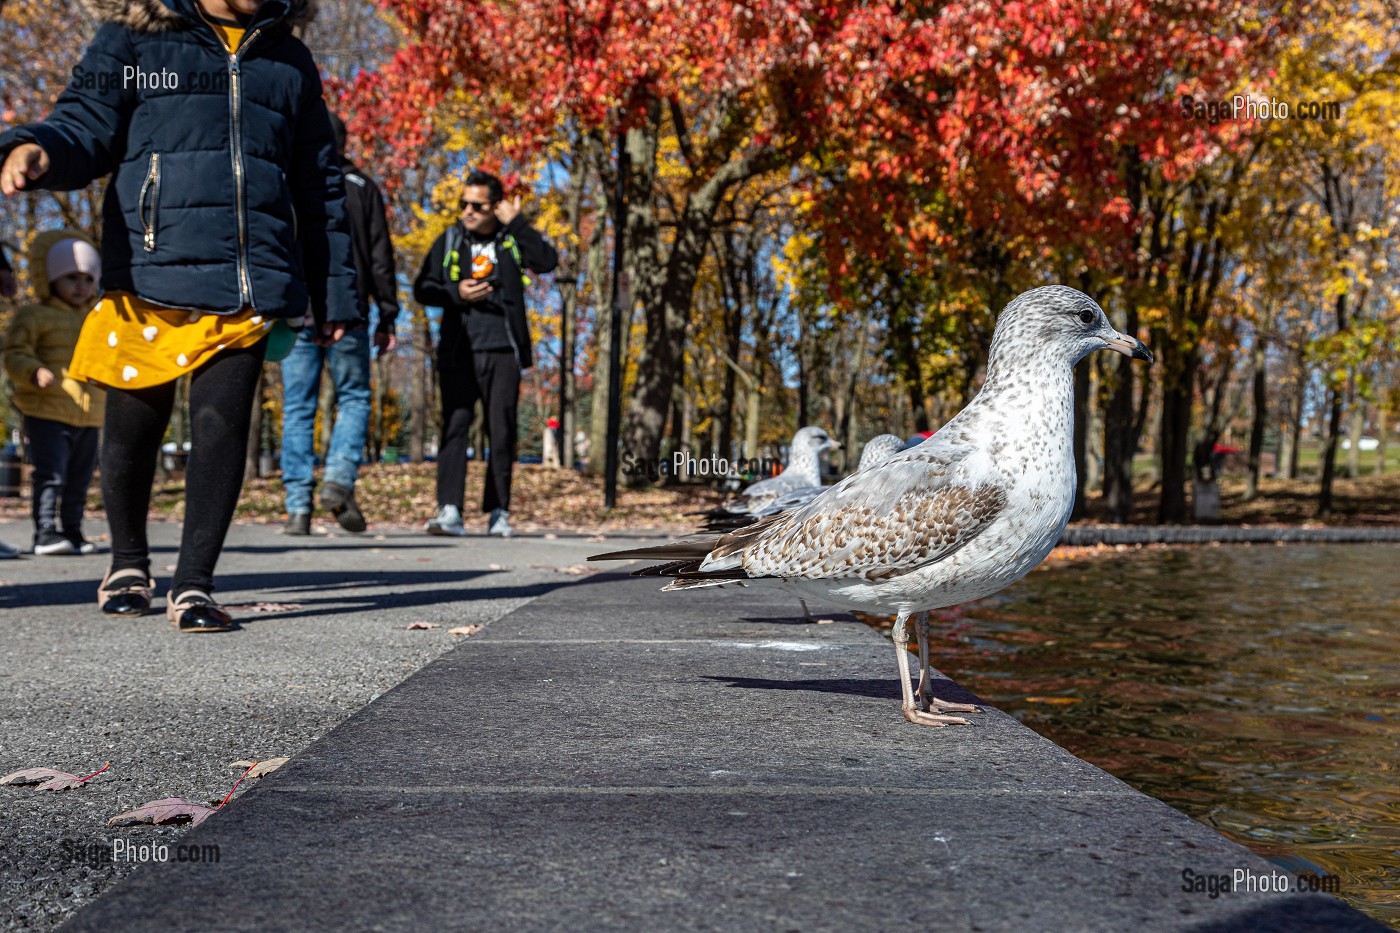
488, 508, 513, 538
319, 481, 367, 534
64, 531, 102, 555
34, 528, 78, 556
425, 504, 467, 537
284, 513, 311, 536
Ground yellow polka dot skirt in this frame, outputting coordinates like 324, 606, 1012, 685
69, 292, 275, 390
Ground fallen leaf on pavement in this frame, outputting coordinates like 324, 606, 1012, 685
586, 535, 606, 543
448, 625, 482, 637
109, 762, 259, 828
1, 761, 111, 791
487, 563, 512, 571
401, 621, 439, 630
227, 757, 289, 778
108, 797, 218, 827
222, 602, 304, 613
529, 563, 598, 575
544, 533, 559, 540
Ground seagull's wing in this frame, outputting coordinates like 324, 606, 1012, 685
702, 445, 1009, 582
756, 485, 823, 515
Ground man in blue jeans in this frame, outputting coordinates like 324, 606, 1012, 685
281, 114, 399, 535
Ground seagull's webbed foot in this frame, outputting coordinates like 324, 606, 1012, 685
894, 611, 973, 728
913, 610, 981, 716
902, 706, 973, 727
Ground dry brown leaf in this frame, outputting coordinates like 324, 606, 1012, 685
401, 621, 439, 630
108, 797, 217, 827
448, 625, 483, 637
226, 757, 290, 779
487, 563, 512, 571
586, 535, 607, 543
222, 602, 304, 613
2, 762, 109, 791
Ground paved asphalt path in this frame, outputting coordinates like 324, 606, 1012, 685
0, 518, 645, 932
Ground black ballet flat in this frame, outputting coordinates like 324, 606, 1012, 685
98, 568, 154, 617
166, 590, 236, 633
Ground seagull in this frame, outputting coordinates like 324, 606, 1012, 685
710, 426, 841, 517
594, 286, 1152, 726
756, 434, 907, 518
701, 433, 906, 533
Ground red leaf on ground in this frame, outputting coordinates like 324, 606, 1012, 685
1, 761, 110, 791
448, 625, 482, 637
401, 621, 439, 630
107, 797, 218, 827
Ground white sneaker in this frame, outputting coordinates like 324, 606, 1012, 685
488, 508, 513, 538
426, 504, 467, 537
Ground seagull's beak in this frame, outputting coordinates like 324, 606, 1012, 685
825, 440, 842, 451
1104, 331, 1153, 363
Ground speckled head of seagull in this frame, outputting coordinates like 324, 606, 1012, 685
984, 285, 1152, 382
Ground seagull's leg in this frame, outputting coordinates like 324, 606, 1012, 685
893, 611, 970, 727
800, 598, 813, 623
915, 610, 979, 715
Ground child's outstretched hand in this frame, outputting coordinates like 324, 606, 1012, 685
1, 144, 50, 196
32, 367, 55, 389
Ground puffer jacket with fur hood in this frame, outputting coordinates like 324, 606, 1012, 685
0, 0, 357, 325
2, 229, 106, 427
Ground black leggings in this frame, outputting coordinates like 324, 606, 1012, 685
102, 339, 265, 595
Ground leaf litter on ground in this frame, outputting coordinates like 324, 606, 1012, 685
0, 761, 110, 791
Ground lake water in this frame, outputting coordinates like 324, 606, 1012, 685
915, 543, 1399, 927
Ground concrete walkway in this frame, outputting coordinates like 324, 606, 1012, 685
53, 567, 1381, 932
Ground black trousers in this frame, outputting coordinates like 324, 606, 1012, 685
102, 339, 265, 595
23, 414, 99, 537
436, 349, 520, 514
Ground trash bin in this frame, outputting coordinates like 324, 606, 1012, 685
0, 445, 20, 498
384, 446, 400, 465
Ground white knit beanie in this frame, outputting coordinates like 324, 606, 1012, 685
47, 238, 101, 283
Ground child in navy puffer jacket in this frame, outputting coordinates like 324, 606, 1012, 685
0, 0, 360, 631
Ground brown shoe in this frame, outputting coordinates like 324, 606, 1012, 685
98, 568, 154, 617
166, 589, 236, 633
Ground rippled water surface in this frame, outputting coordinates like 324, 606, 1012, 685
926, 544, 1399, 926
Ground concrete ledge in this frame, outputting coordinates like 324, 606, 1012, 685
1060, 524, 1400, 546
61, 575, 1384, 932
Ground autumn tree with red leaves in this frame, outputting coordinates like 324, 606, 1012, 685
344, 0, 1270, 479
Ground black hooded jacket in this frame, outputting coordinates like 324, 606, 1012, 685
413, 216, 557, 370
0, 0, 357, 324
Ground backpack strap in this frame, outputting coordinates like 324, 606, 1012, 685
442, 225, 462, 282
501, 233, 531, 287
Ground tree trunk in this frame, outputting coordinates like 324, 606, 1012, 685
408, 302, 428, 463
1101, 308, 1142, 522
618, 101, 781, 470
1071, 359, 1089, 520
1157, 357, 1193, 523
1317, 291, 1349, 515
1345, 400, 1365, 478
1244, 331, 1267, 501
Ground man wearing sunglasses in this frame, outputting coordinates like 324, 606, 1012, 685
413, 169, 558, 538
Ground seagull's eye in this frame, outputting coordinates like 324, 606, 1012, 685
1077, 308, 1096, 325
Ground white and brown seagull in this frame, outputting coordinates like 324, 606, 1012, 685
593, 286, 1152, 726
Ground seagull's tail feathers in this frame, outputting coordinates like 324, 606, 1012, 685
590, 535, 724, 563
